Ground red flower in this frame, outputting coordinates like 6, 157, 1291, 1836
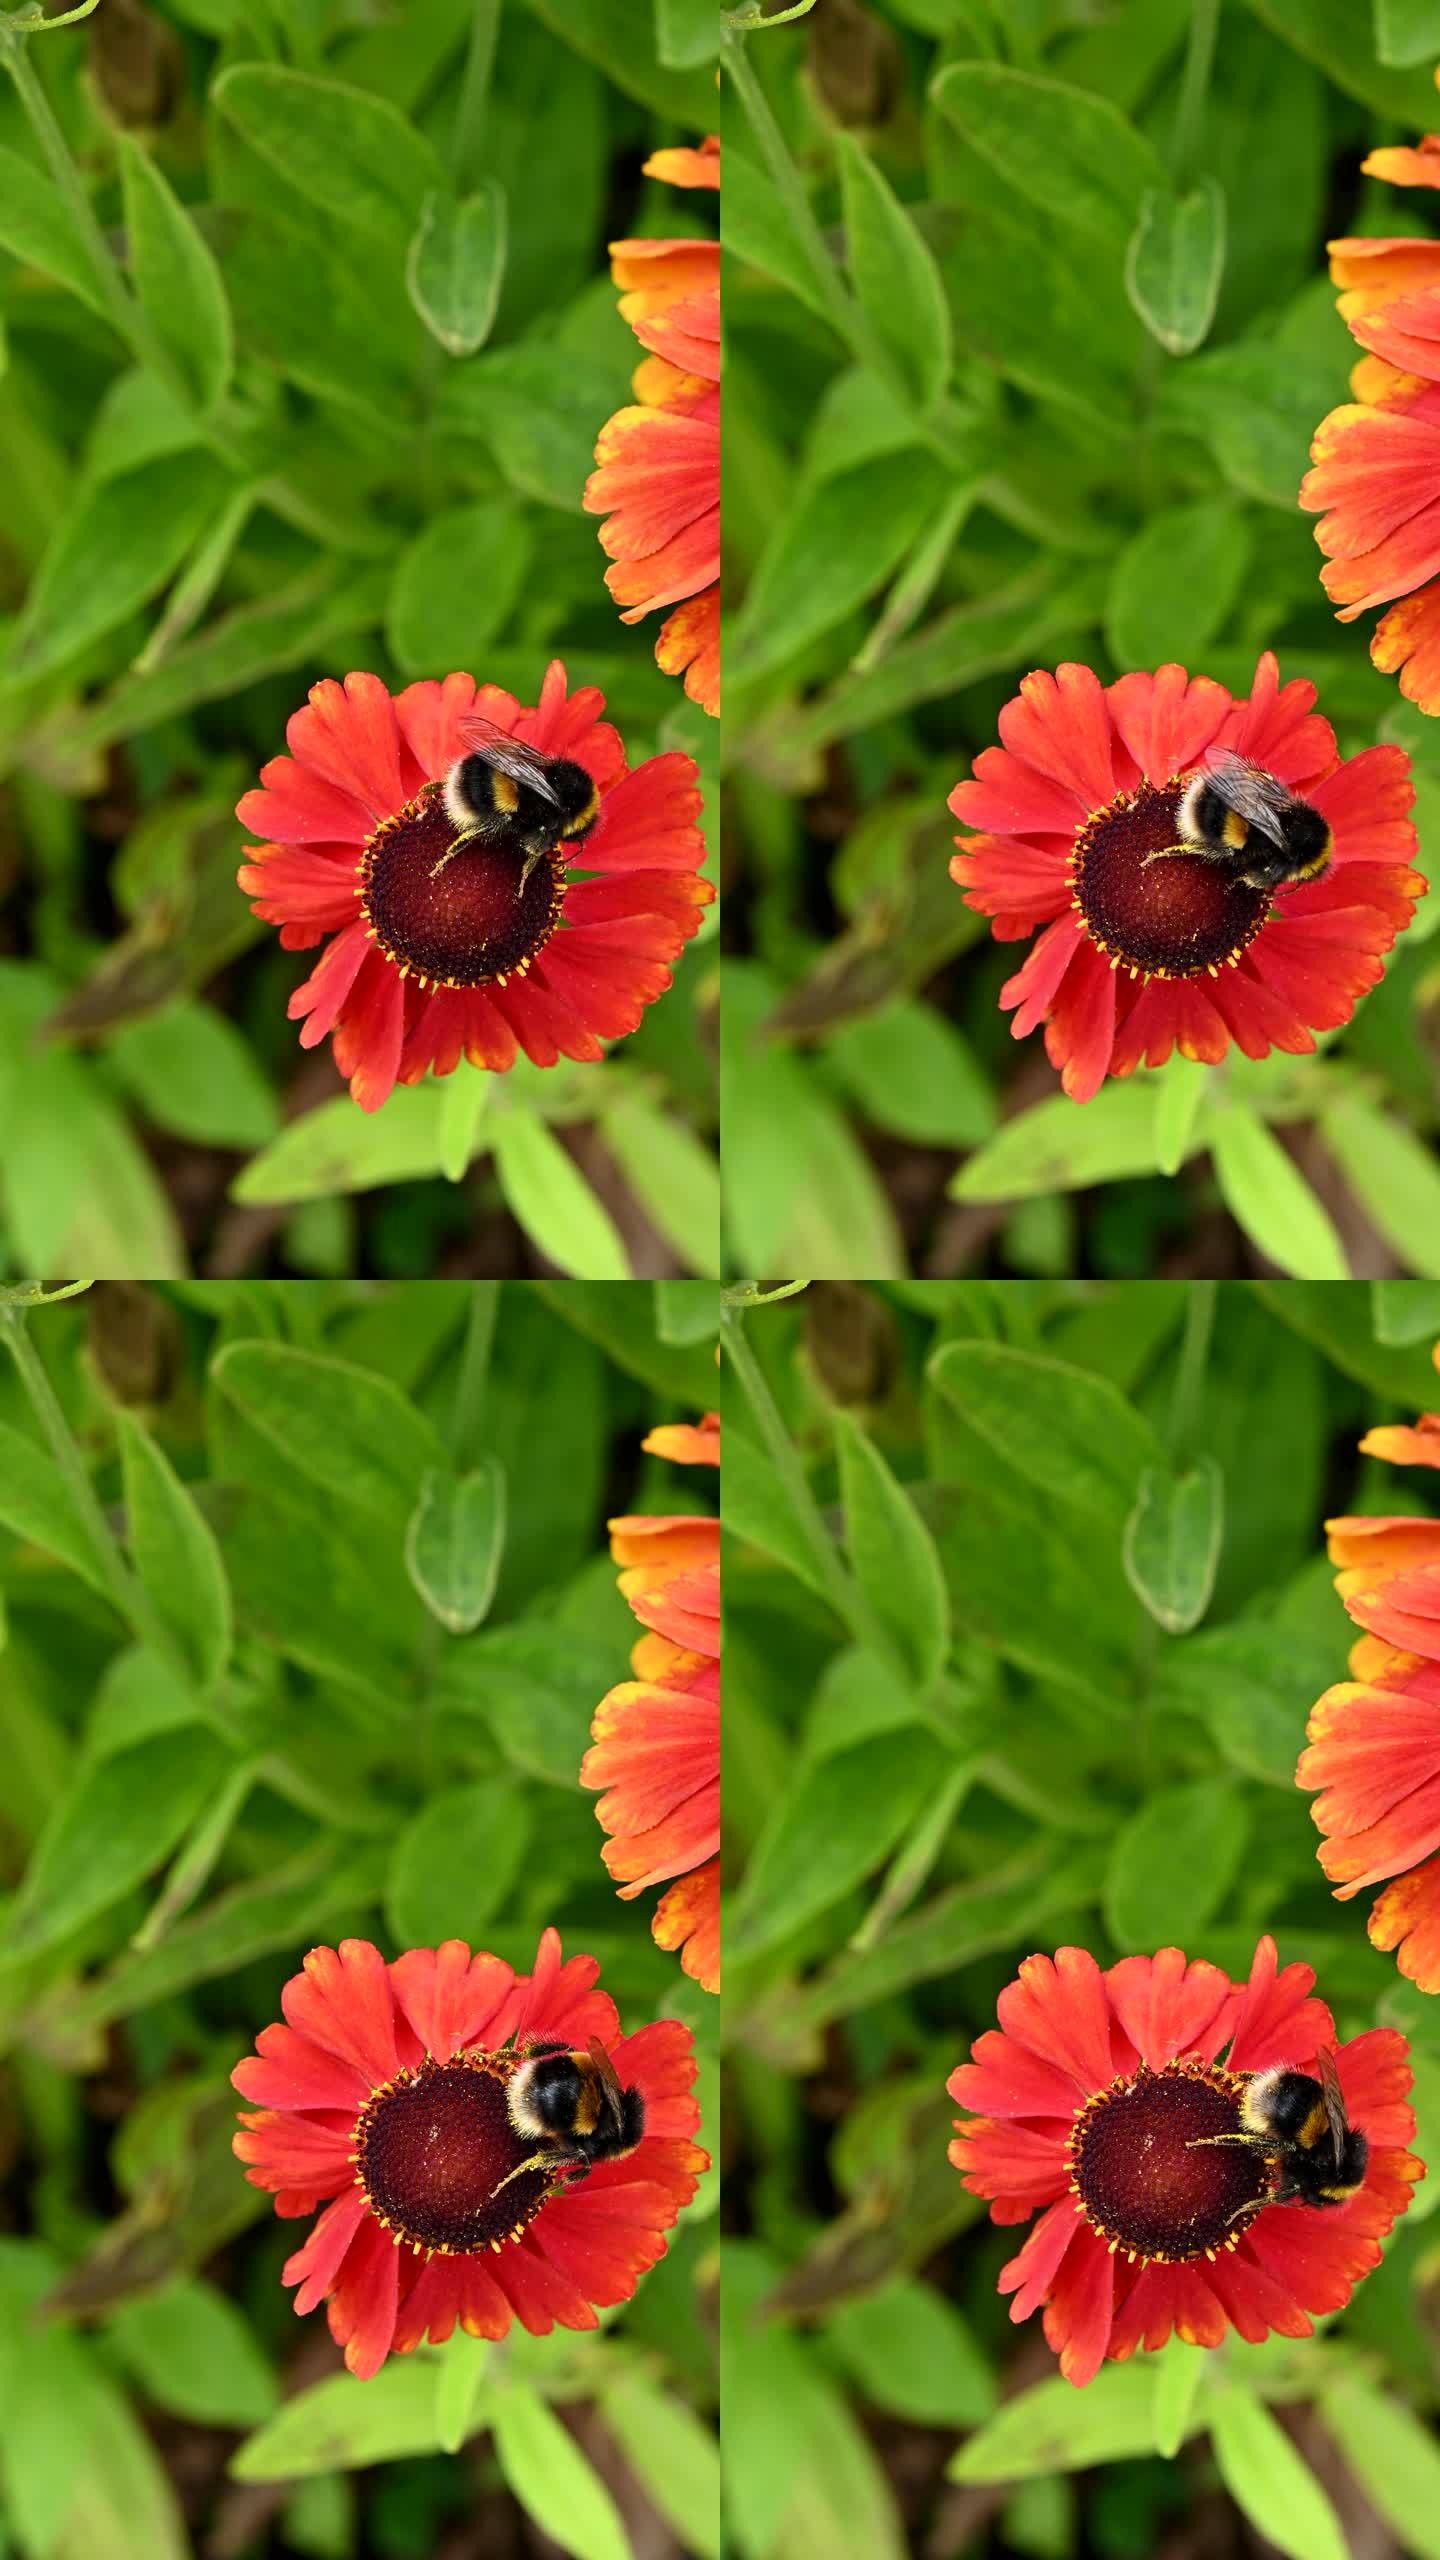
233, 1930, 707, 2377
1300, 1343, 1440, 1989
584, 138, 719, 718
1300, 120, 1440, 708
949, 651, 1422, 1103
582, 1412, 720, 1993
237, 660, 712, 1112
948, 1937, 1420, 2388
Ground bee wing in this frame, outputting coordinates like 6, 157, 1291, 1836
586, 2037, 628, 2125
455, 717, 562, 808
1315, 2048, 1350, 2175
1198, 751, 1294, 851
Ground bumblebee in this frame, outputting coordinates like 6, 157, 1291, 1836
498, 2037, 645, 2192
1144, 751, 1332, 894
1192, 2050, 1368, 2214
434, 718, 602, 891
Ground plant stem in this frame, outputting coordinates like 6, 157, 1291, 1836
722, 31, 972, 474
1170, 0, 1220, 194
0, 1306, 172, 1663
721, 1304, 889, 1660
451, 0, 502, 192
449, 1282, 501, 1468
0, 23, 372, 554
724, 0, 820, 26
1166, 1281, 1216, 1466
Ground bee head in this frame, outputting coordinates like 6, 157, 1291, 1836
547, 758, 602, 841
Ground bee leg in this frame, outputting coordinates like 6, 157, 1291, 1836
1185, 2133, 1267, 2150
1140, 841, 1200, 868
493, 2149, 564, 2196
517, 846, 550, 897
429, 826, 480, 882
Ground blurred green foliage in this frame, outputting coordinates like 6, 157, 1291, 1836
0, 0, 718, 1281
722, 1275, 1440, 2558
0, 1276, 718, 2559
723, 0, 1440, 1281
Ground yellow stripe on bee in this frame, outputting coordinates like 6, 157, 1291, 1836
573, 786, 600, 834
491, 772, 520, 814
1297, 2100, 1329, 2149
1221, 809, 1248, 850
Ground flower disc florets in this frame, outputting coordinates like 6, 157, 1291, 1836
353, 2052, 554, 2255
358, 784, 564, 991
1069, 2063, 1269, 2262
1071, 782, 1270, 979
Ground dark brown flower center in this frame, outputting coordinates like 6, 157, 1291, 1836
354, 2054, 556, 2255
1069, 2064, 1270, 2262
358, 784, 565, 991
1071, 780, 1270, 980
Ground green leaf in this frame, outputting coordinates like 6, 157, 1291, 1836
1157, 1622, 1336, 1788
406, 182, 507, 356
492, 2384, 630, 2560
439, 1062, 495, 1184
729, 1730, 952, 1961
1374, 0, 1440, 65
107, 2278, 277, 2429
0, 143, 111, 317
654, 0, 720, 68
1153, 1058, 1211, 1178
1321, 2374, 1440, 2554
1373, 1278, 1440, 1345
437, 347, 621, 511
826, 1000, 996, 1150
601, 1097, 720, 1279
492, 1110, 631, 1279
1243, 0, 1440, 120
729, 453, 952, 686
601, 2378, 720, 2558
118, 1413, 232, 1692
932, 63, 1166, 251
951, 2362, 1188, 2482
213, 65, 445, 248
404, 1461, 507, 1634
117, 137, 233, 412
1321, 1094, 1440, 1278
385, 1780, 533, 1944
1210, 1106, 1349, 1278
826, 2280, 994, 2428
385, 500, 533, 678
834, 1412, 951, 1691
1, 1729, 229, 1964
67, 1845, 389, 2033
1104, 1779, 1250, 1953
438, 1622, 620, 1787
836, 136, 952, 413
107, 1001, 279, 1151
930, 1341, 1162, 1519
434, 2332, 492, 2457
1105, 500, 1252, 667
213, 1342, 448, 1528
952, 1080, 1197, 1202
1153, 2341, 1207, 2461
1125, 179, 1226, 355
232, 1085, 450, 1204
654, 1278, 721, 1344
0, 1418, 111, 1598
1209, 2385, 1348, 2560
725, 146, 834, 323
1122, 1457, 1224, 1634
3, 453, 230, 684
71, 563, 391, 757
230, 2360, 446, 2481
